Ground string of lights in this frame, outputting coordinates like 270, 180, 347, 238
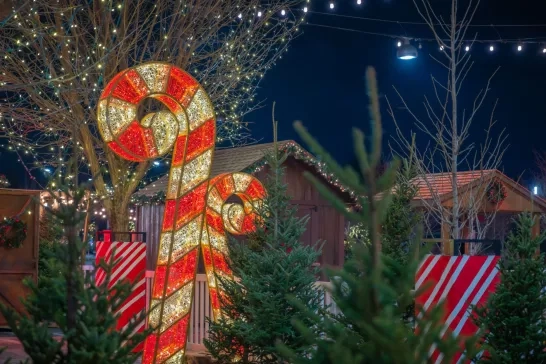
304, 22, 546, 59
294, 1, 546, 56
307, 10, 546, 28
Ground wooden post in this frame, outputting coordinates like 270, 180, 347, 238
441, 216, 453, 255
461, 214, 471, 255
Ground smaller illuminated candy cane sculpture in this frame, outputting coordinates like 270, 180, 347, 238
97, 62, 266, 363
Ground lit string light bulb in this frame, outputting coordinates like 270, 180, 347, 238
303, 6, 308, 12
257, 11, 262, 17
329, 1, 335, 9
281, 9, 286, 16
465, 45, 470, 52
543, 48, 546, 54
357, 0, 362, 4
397, 40, 402, 47
489, 45, 494, 52
440, 45, 444, 51
517, 44, 523, 52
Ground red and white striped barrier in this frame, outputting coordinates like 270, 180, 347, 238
95, 231, 147, 346
416, 255, 501, 363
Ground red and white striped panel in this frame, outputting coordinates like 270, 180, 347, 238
95, 241, 147, 336
415, 255, 500, 363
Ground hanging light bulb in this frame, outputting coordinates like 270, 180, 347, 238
329, 1, 335, 9
465, 45, 470, 52
357, 0, 362, 4
489, 45, 494, 52
238, 13, 242, 19
303, 6, 308, 12
257, 11, 262, 17
440, 45, 444, 51
397, 40, 402, 47
543, 48, 546, 54
281, 9, 286, 16
517, 44, 523, 52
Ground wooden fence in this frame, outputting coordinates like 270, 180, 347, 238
83, 266, 338, 353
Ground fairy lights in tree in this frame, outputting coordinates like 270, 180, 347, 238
98, 62, 266, 363
0, 0, 307, 231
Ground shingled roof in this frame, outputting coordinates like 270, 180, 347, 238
411, 169, 546, 210
136, 140, 311, 197
412, 170, 496, 200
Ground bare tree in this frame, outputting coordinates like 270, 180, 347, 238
0, 0, 305, 230
388, 0, 508, 249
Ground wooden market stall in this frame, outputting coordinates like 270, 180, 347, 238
411, 170, 546, 255
0, 188, 40, 326
134, 140, 352, 277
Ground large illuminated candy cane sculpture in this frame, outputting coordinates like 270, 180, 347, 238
97, 62, 266, 363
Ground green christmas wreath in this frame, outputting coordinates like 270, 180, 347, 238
486, 178, 507, 205
0, 217, 27, 249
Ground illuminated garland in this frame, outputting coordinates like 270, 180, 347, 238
131, 191, 167, 206
0, 217, 27, 249
243, 141, 353, 195
0, 174, 10, 188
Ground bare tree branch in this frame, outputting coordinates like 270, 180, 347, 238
390, 0, 508, 246
0, 0, 305, 230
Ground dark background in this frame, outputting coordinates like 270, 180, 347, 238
249, 0, 546, 190
2, 0, 546, 190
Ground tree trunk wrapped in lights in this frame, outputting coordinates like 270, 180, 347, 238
0, 0, 305, 231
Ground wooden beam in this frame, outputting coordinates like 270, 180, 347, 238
441, 213, 453, 255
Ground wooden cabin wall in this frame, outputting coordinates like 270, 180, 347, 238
136, 157, 347, 276
0, 189, 40, 325
254, 157, 346, 271
136, 204, 164, 271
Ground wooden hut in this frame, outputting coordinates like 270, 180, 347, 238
411, 169, 546, 254
0, 188, 41, 326
134, 141, 352, 278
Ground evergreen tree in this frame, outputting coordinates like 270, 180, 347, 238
204, 123, 324, 363
472, 213, 546, 363
344, 159, 419, 265
381, 159, 419, 266
0, 178, 151, 363
280, 67, 478, 363
38, 208, 64, 281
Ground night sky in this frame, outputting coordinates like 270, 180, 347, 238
2, 0, 546, 189
249, 0, 546, 188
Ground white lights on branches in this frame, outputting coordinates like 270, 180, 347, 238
281, 9, 286, 16
257, 11, 262, 17
329, 1, 335, 9
303, 6, 308, 12
465, 45, 470, 52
